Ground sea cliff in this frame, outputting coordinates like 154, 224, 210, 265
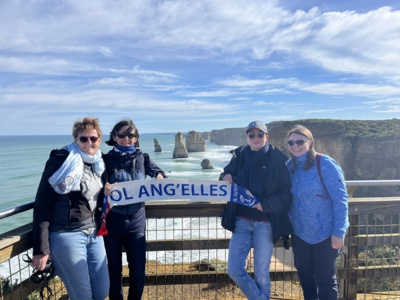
210, 119, 400, 197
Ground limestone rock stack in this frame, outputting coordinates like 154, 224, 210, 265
185, 130, 206, 152
154, 138, 162, 152
173, 132, 189, 158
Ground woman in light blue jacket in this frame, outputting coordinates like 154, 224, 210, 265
286, 125, 349, 300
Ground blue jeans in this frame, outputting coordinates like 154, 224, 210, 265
292, 234, 340, 300
104, 210, 146, 300
227, 218, 273, 300
50, 231, 109, 300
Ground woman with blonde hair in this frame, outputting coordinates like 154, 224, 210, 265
286, 124, 349, 300
32, 117, 109, 300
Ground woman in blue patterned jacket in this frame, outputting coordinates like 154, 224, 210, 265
286, 124, 349, 300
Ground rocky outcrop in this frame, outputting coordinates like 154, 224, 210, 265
210, 119, 400, 197
185, 130, 206, 152
154, 138, 162, 152
201, 159, 213, 169
201, 132, 211, 140
173, 132, 189, 158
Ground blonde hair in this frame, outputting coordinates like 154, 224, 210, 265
72, 117, 102, 139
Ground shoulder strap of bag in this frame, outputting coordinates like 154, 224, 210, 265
316, 153, 328, 192
316, 153, 322, 182
232, 146, 246, 175
144, 152, 150, 166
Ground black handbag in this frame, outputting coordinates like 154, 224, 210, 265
221, 202, 237, 232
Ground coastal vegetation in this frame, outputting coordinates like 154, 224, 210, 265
358, 245, 400, 292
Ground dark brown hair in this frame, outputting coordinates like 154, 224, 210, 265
105, 119, 139, 147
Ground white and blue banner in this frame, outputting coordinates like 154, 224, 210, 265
106, 179, 259, 208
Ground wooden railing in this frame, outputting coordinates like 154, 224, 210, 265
1, 181, 400, 299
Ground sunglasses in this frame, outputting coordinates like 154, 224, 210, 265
248, 132, 266, 139
78, 136, 99, 143
117, 133, 137, 139
287, 139, 308, 146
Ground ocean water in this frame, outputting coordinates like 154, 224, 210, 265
0, 133, 237, 234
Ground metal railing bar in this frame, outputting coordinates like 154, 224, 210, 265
346, 180, 400, 186
0, 202, 34, 220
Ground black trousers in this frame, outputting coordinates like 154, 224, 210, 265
104, 210, 146, 300
292, 234, 340, 300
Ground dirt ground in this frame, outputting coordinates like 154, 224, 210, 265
125, 261, 303, 300
45, 265, 400, 300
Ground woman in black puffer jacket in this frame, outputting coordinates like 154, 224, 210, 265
32, 117, 109, 300
103, 119, 166, 300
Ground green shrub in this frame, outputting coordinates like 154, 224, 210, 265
1, 276, 11, 293
358, 245, 400, 266
357, 245, 400, 292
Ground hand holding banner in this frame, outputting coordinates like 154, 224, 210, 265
97, 179, 259, 236
107, 178, 259, 207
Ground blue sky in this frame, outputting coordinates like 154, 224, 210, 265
1, 0, 400, 135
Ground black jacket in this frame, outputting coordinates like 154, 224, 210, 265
220, 145, 292, 244
32, 149, 107, 255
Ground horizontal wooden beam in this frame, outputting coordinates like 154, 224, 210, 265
0, 223, 33, 263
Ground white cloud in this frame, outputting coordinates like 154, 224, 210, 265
301, 83, 400, 97
1, 1, 400, 134
273, 7, 400, 75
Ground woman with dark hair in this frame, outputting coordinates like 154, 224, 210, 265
286, 124, 349, 300
32, 117, 109, 300
103, 119, 166, 300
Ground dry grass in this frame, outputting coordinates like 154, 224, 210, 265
36, 270, 400, 300
125, 261, 303, 300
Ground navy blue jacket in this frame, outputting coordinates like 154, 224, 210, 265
103, 148, 166, 215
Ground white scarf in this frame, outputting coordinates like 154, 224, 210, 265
48, 142, 105, 194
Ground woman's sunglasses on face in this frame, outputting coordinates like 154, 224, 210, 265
117, 133, 137, 139
248, 132, 266, 139
287, 139, 308, 146
79, 136, 99, 143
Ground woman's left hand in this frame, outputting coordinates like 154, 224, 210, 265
331, 235, 344, 249
104, 182, 117, 196
104, 182, 112, 196
252, 203, 263, 212
32, 254, 49, 272
156, 173, 164, 179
